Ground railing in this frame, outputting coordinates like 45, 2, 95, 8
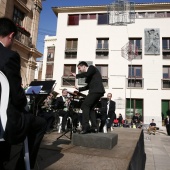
65, 52, 77, 59
163, 52, 170, 59
15, 30, 32, 47
162, 79, 170, 89
62, 77, 75, 86
102, 78, 108, 87
65, 48, 77, 52
127, 78, 144, 88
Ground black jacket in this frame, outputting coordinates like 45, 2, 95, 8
76, 65, 105, 94
0, 43, 29, 144
99, 99, 116, 119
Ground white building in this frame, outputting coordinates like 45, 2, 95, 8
41, 2, 170, 127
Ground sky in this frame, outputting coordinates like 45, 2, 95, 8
37, 0, 170, 56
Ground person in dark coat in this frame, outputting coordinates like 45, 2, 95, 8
98, 93, 116, 132
165, 115, 170, 136
71, 61, 105, 134
0, 17, 47, 170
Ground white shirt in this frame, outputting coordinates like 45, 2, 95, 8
107, 100, 110, 115
0, 41, 5, 47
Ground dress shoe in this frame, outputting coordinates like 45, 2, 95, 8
79, 129, 91, 134
90, 128, 98, 133
73, 127, 77, 133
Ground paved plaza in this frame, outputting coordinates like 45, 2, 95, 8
5, 126, 170, 170
144, 127, 170, 170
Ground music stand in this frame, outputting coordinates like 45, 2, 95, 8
56, 101, 73, 140
25, 85, 43, 95
29, 80, 56, 94
28, 81, 56, 115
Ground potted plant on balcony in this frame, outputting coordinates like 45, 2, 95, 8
16, 23, 31, 37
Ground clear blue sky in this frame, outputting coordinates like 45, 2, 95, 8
37, 0, 170, 55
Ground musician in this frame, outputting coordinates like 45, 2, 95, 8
0, 18, 47, 170
55, 89, 78, 132
71, 61, 105, 134
97, 93, 116, 132
39, 91, 58, 133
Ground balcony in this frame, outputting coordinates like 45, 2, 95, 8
62, 77, 75, 86
162, 48, 170, 52
65, 52, 77, 59
15, 30, 33, 48
162, 79, 170, 89
127, 78, 144, 88
96, 51, 109, 59
163, 52, 170, 59
65, 48, 77, 52
102, 78, 108, 87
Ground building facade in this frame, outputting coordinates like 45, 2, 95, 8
0, 0, 43, 86
42, 2, 170, 127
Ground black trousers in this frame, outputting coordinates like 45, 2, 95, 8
0, 114, 47, 170
166, 124, 170, 135
57, 110, 69, 131
81, 93, 103, 131
40, 110, 55, 131
97, 113, 107, 132
107, 114, 116, 128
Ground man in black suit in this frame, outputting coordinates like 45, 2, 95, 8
71, 61, 105, 134
55, 88, 79, 132
0, 17, 47, 170
98, 93, 116, 132
54, 88, 70, 132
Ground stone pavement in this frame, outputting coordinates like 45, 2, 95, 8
144, 127, 170, 170
5, 127, 170, 170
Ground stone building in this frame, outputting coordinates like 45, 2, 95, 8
0, 0, 43, 86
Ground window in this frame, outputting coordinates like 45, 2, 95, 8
147, 12, 155, 18
97, 13, 109, 25
97, 38, 109, 49
162, 100, 170, 126
65, 39, 78, 50
62, 65, 76, 86
65, 39, 78, 59
163, 66, 170, 79
162, 38, 170, 59
80, 14, 96, 20
68, 15, 79, 25
167, 12, 170, 17
129, 38, 142, 59
13, 7, 31, 47
138, 12, 145, 18
47, 47, 55, 62
45, 63, 54, 79
162, 38, 170, 50
129, 65, 142, 78
162, 66, 170, 88
156, 12, 165, 18
13, 7, 24, 26
126, 99, 143, 119
96, 65, 108, 87
128, 65, 143, 88
81, 14, 88, 19
89, 14, 96, 19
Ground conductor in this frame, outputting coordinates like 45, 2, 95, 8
71, 61, 105, 134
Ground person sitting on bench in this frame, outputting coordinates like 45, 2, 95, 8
148, 119, 156, 135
